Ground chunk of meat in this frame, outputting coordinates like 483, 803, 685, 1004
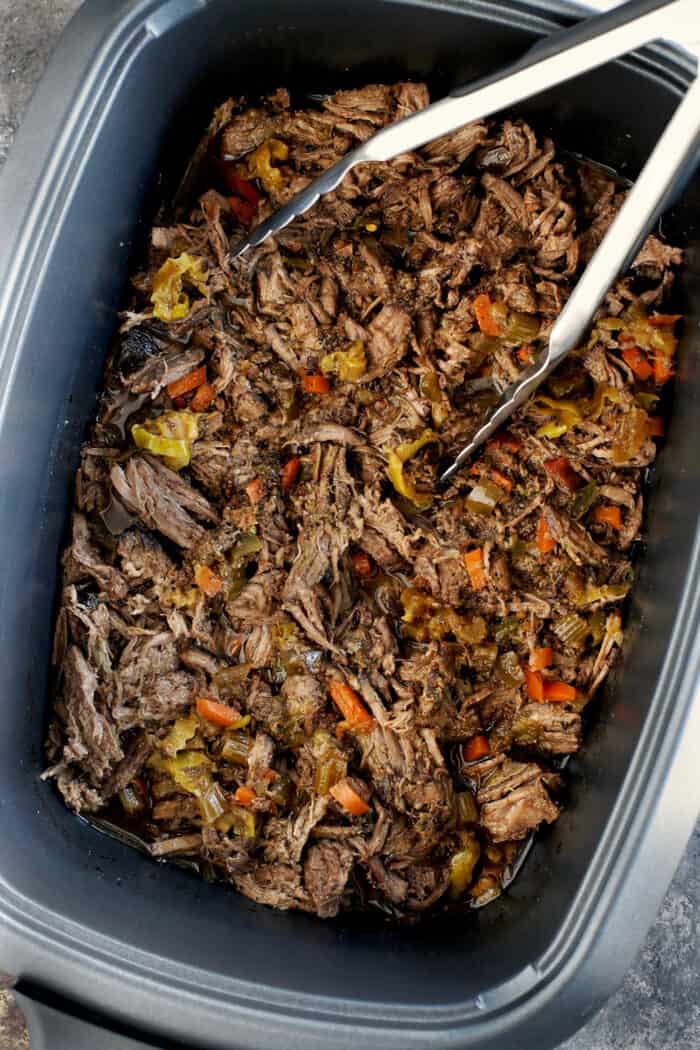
111, 454, 217, 548
189, 441, 237, 500
234, 863, 312, 911
477, 756, 560, 842
117, 528, 173, 585
264, 797, 330, 866
46, 645, 123, 808
633, 235, 683, 275
360, 305, 411, 381
358, 485, 420, 563
543, 504, 608, 566
280, 674, 326, 736
482, 173, 528, 228
303, 841, 355, 918
511, 703, 582, 755
64, 513, 127, 600
124, 346, 204, 398
112, 632, 194, 729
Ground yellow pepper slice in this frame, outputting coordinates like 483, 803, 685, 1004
532, 394, 583, 432
250, 138, 289, 193
160, 713, 198, 757
587, 383, 623, 421
320, 341, 367, 382
151, 253, 209, 322
386, 429, 441, 509
132, 409, 203, 470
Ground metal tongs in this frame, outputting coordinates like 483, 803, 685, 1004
231, 0, 700, 482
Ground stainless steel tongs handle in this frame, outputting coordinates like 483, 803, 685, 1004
440, 68, 700, 483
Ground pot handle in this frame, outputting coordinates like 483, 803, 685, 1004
17, 992, 156, 1050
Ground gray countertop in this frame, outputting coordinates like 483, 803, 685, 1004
0, 1, 698, 1048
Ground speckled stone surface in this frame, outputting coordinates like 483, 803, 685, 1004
0, 2, 698, 1048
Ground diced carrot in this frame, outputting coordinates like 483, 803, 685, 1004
261, 768, 278, 783
303, 373, 331, 395
530, 647, 554, 670
329, 681, 375, 731
463, 734, 491, 762
190, 382, 216, 411
593, 504, 623, 530
622, 346, 653, 381
525, 668, 545, 702
329, 779, 370, 816
518, 343, 535, 364
194, 563, 223, 597
351, 551, 374, 578
544, 456, 582, 492
473, 293, 502, 337
648, 313, 682, 326
281, 456, 301, 491
228, 196, 256, 224
646, 416, 665, 437
491, 469, 513, 493
167, 366, 207, 399
653, 355, 674, 385
464, 548, 487, 591
487, 431, 522, 454
196, 696, 242, 727
234, 786, 257, 806
542, 680, 578, 702
245, 476, 266, 504
469, 461, 484, 475
537, 514, 556, 555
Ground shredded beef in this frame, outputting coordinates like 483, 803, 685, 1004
45, 80, 683, 920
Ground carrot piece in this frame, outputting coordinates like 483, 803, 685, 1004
463, 548, 487, 591
544, 456, 582, 492
329, 779, 370, 816
622, 346, 653, 381
234, 786, 257, 806
329, 681, 375, 731
517, 343, 535, 364
648, 313, 682, 327
463, 734, 491, 762
491, 469, 513, 493
593, 504, 623, 530
542, 680, 578, 702
194, 564, 223, 597
537, 514, 556, 555
530, 647, 554, 670
351, 551, 374, 578
196, 696, 242, 727
525, 669, 545, 702
167, 365, 207, 399
228, 196, 256, 224
303, 373, 331, 395
473, 293, 502, 337
281, 456, 301, 491
261, 768, 278, 783
653, 355, 674, 385
488, 431, 522, 453
646, 416, 665, 437
190, 382, 216, 411
245, 476, 266, 504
